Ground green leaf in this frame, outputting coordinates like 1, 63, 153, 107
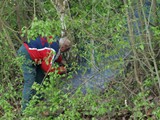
139, 44, 144, 50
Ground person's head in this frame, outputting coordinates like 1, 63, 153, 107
59, 37, 71, 52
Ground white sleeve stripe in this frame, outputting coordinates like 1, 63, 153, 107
28, 47, 56, 52
28, 47, 56, 64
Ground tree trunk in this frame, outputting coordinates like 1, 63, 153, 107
123, 0, 141, 86
90, 0, 96, 72
152, 0, 158, 26
51, 0, 67, 37
139, 0, 160, 90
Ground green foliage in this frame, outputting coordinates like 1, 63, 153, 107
0, 43, 22, 119
130, 91, 154, 119
21, 17, 61, 42
20, 73, 123, 119
153, 107, 160, 119
1, 0, 160, 119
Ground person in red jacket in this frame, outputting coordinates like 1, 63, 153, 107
18, 36, 71, 111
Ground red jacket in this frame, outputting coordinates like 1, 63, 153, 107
24, 36, 63, 73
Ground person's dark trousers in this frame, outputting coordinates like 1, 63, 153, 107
17, 44, 45, 111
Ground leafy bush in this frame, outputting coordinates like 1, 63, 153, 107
0, 0, 160, 119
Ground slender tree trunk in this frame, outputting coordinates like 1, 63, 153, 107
152, 0, 158, 26
90, 0, 96, 72
123, 0, 141, 86
1, 26, 17, 57
51, 0, 67, 37
15, 0, 22, 40
140, 0, 160, 89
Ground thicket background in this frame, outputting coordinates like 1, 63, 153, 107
0, 0, 160, 120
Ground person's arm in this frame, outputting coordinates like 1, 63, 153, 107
55, 54, 62, 63
41, 52, 66, 74
41, 60, 67, 74
55, 54, 67, 66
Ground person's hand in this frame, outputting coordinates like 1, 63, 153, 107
59, 66, 67, 74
